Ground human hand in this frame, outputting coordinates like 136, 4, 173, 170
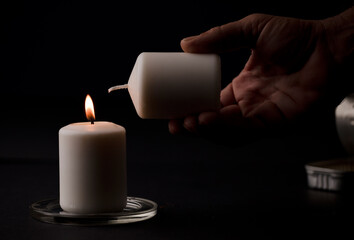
169, 9, 354, 138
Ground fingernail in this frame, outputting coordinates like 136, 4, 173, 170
182, 35, 198, 42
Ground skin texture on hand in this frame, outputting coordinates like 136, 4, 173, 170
169, 8, 354, 138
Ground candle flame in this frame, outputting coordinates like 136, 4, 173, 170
85, 94, 95, 123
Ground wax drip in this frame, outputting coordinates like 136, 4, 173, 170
108, 84, 128, 93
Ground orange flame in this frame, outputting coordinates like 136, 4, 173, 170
85, 94, 95, 123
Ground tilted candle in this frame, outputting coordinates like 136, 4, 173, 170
109, 52, 221, 119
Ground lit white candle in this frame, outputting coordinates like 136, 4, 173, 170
108, 52, 221, 119
59, 95, 126, 214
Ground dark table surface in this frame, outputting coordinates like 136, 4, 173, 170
1, 111, 354, 239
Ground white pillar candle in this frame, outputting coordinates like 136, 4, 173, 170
59, 95, 127, 214
108, 52, 221, 119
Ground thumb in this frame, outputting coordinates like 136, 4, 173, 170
181, 14, 272, 53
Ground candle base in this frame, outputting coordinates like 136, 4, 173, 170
30, 197, 157, 226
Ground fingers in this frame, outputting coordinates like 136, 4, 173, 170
168, 113, 215, 135
168, 116, 200, 134
220, 83, 237, 107
168, 119, 184, 134
183, 116, 199, 133
181, 13, 273, 53
168, 104, 245, 135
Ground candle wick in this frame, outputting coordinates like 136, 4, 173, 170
91, 119, 94, 125
108, 84, 128, 93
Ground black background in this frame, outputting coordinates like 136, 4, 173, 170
0, 0, 352, 159
1, 1, 354, 239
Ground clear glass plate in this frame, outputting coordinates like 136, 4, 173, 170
30, 197, 157, 226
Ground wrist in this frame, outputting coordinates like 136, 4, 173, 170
321, 7, 354, 65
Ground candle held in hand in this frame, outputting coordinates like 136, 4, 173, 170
108, 52, 221, 119
59, 95, 127, 214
